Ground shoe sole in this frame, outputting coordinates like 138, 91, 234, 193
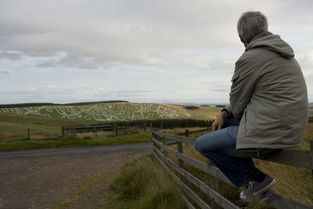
239, 192, 248, 200
253, 179, 277, 197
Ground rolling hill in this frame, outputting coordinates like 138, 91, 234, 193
0, 102, 221, 140
0, 102, 220, 122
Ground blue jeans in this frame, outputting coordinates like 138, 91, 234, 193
194, 117, 279, 188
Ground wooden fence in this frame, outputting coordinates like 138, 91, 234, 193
152, 129, 313, 209
62, 124, 147, 137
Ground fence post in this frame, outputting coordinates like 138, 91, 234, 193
27, 128, 30, 140
177, 141, 184, 168
184, 129, 189, 137
61, 127, 65, 137
113, 124, 118, 136
176, 130, 188, 168
310, 140, 313, 178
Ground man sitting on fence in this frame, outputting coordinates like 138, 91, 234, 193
195, 11, 308, 200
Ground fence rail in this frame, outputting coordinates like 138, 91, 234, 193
152, 129, 313, 209
62, 124, 147, 136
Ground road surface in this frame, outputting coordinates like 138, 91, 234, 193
0, 143, 152, 209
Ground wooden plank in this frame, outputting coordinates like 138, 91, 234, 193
177, 142, 184, 167
152, 130, 195, 144
182, 195, 196, 209
153, 130, 313, 169
188, 128, 211, 134
153, 138, 313, 209
165, 140, 178, 146
185, 129, 189, 137
310, 141, 313, 178
154, 153, 212, 209
176, 128, 211, 136
264, 191, 313, 209
63, 125, 113, 131
256, 149, 313, 170
27, 128, 30, 140
154, 147, 240, 209
152, 137, 232, 185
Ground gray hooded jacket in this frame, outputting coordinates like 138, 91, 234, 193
226, 31, 308, 150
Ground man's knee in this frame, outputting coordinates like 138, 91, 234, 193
194, 136, 206, 154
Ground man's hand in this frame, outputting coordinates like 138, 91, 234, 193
212, 111, 229, 131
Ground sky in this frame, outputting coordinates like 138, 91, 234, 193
0, 0, 312, 104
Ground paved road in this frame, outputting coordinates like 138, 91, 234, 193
0, 143, 152, 209
0, 143, 152, 159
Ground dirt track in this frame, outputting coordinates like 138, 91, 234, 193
0, 143, 152, 209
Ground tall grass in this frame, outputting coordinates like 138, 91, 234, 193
102, 154, 187, 209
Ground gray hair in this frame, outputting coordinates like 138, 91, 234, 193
237, 11, 268, 43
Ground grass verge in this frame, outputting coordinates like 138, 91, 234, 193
0, 131, 151, 152
101, 154, 187, 209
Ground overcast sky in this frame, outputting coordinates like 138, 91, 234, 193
0, 0, 312, 104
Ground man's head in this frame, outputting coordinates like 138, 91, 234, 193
237, 11, 268, 46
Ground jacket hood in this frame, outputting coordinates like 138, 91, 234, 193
246, 32, 294, 58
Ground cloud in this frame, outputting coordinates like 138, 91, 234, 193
36, 53, 101, 69
0, 69, 14, 74
0, 0, 311, 71
0, 0, 252, 69
0, 51, 22, 60
298, 51, 313, 71
0, 0, 312, 103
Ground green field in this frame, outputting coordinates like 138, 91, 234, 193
0, 102, 220, 141
0, 132, 152, 152
0, 102, 220, 121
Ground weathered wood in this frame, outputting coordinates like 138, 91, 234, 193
177, 141, 184, 168
176, 128, 211, 136
154, 152, 212, 209
153, 132, 313, 209
27, 128, 30, 140
185, 129, 189, 137
264, 191, 313, 209
182, 195, 196, 209
188, 128, 211, 134
154, 147, 240, 209
63, 125, 114, 133
310, 140, 313, 178
63, 125, 113, 130
165, 140, 178, 146
154, 141, 313, 209
153, 135, 313, 209
152, 137, 232, 185
152, 130, 195, 144
61, 127, 65, 137
113, 124, 118, 136
255, 149, 313, 169
153, 130, 313, 169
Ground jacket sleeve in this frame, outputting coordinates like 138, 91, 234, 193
229, 57, 258, 119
